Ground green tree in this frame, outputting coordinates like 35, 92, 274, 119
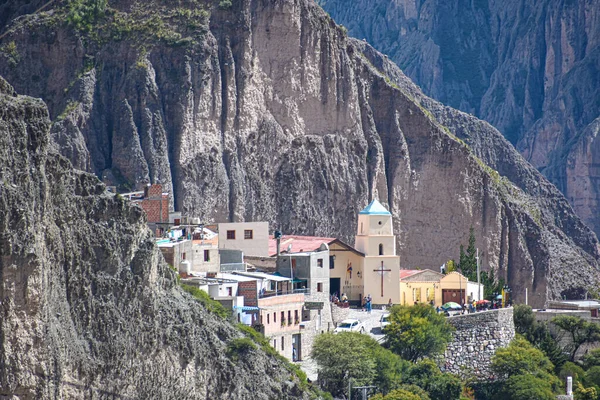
385, 304, 454, 362
403, 359, 462, 400
512, 304, 567, 370
312, 332, 377, 397
370, 344, 411, 394
492, 337, 555, 377
583, 348, 600, 369
458, 227, 477, 280
558, 362, 586, 386
369, 389, 421, 400
65, 0, 108, 32
491, 337, 561, 397
574, 381, 598, 400
584, 366, 600, 387
445, 259, 458, 273
552, 315, 600, 361
503, 374, 556, 400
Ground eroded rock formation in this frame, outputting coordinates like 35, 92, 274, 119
0, 77, 308, 399
0, 0, 598, 308
320, 0, 600, 238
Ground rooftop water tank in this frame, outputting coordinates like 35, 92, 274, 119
179, 259, 191, 275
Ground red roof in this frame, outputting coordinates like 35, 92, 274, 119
268, 235, 336, 256
399, 270, 423, 279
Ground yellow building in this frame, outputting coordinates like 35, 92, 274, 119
399, 270, 469, 306
329, 199, 401, 305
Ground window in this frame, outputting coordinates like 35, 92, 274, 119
226, 230, 235, 239
317, 282, 323, 292
274, 312, 276, 323
379, 243, 384, 255
182, 252, 186, 260
281, 336, 285, 350
428, 288, 435, 302
317, 258, 323, 268
244, 229, 253, 239
360, 222, 363, 233
294, 310, 299, 324
267, 314, 270, 324
288, 311, 292, 324
329, 255, 335, 269
412, 288, 421, 303
274, 339, 277, 349
204, 250, 210, 262
174, 218, 181, 225
227, 287, 232, 296
378, 220, 382, 225
281, 311, 285, 324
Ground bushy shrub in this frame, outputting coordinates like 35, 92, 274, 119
226, 337, 256, 361
180, 284, 229, 318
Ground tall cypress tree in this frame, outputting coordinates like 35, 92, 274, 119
458, 227, 477, 281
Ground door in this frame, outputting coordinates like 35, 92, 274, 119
292, 333, 302, 361
442, 289, 465, 304
330, 278, 341, 296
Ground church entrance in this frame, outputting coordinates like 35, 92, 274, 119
330, 278, 340, 296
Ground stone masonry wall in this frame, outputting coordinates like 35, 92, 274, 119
441, 308, 515, 381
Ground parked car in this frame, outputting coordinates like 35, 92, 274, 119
334, 319, 365, 334
380, 313, 391, 331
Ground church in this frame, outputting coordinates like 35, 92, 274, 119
328, 199, 401, 305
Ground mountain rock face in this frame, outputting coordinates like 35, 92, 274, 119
0, 77, 308, 398
0, 0, 598, 307
319, 0, 600, 238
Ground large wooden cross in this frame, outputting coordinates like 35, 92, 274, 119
374, 261, 392, 298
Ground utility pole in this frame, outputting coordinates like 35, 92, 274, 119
353, 385, 377, 400
476, 248, 481, 301
348, 376, 352, 400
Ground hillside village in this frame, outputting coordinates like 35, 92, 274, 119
125, 184, 507, 361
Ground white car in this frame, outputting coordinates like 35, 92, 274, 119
380, 313, 391, 330
334, 319, 365, 334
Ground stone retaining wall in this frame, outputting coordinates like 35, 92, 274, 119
441, 308, 515, 381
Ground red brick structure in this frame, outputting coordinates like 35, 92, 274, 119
137, 184, 169, 223
238, 281, 258, 306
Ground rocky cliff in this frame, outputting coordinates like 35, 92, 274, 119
319, 0, 600, 238
0, 77, 309, 398
0, 0, 598, 307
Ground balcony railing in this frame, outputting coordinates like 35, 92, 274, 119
258, 288, 309, 299
220, 263, 246, 272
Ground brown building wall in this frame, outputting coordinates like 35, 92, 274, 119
238, 281, 258, 306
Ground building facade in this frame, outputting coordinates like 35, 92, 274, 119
354, 199, 401, 305
218, 222, 269, 257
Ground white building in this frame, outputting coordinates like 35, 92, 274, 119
218, 222, 269, 257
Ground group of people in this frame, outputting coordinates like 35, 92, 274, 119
331, 292, 350, 307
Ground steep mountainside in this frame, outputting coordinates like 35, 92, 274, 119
0, 77, 308, 398
319, 0, 600, 237
0, 0, 598, 306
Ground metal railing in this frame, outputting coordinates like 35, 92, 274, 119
258, 288, 309, 299
220, 263, 246, 272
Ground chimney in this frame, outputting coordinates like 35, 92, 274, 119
274, 230, 282, 255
